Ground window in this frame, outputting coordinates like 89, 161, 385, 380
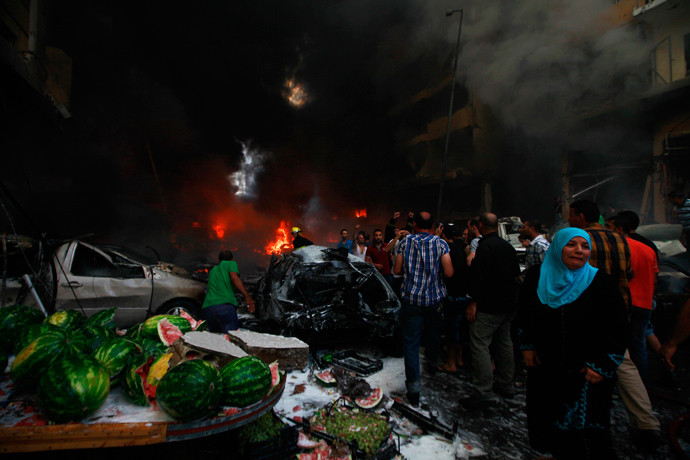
71, 244, 143, 278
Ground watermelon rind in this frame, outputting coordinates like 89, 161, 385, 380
37, 354, 110, 423
141, 315, 192, 339
10, 332, 78, 388
138, 337, 169, 356
157, 360, 222, 421
354, 387, 383, 409
125, 323, 143, 341
83, 307, 118, 330
45, 309, 85, 330
121, 353, 154, 406
70, 325, 113, 354
0, 305, 45, 352
219, 356, 272, 407
93, 337, 142, 377
146, 352, 173, 396
315, 369, 337, 387
14, 323, 63, 353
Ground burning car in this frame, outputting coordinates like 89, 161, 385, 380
253, 245, 400, 343
12, 239, 207, 327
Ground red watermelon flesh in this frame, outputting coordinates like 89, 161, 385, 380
157, 319, 183, 346
297, 431, 322, 448
355, 387, 383, 409
269, 361, 280, 388
135, 355, 158, 404
178, 310, 199, 330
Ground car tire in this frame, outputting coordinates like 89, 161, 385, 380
155, 298, 202, 321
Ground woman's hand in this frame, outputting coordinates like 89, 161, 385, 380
522, 350, 541, 367
580, 367, 604, 384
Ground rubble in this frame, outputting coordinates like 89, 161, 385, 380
226, 330, 309, 371
168, 331, 247, 368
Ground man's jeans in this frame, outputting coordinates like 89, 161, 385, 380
202, 303, 239, 333
629, 305, 652, 383
401, 301, 443, 394
468, 310, 516, 399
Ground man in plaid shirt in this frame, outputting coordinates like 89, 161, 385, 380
394, 212, 454, 406
521, 220, 550, 270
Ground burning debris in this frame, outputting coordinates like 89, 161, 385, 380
253, 245, 400, 342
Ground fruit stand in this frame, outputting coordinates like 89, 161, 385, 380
0, 372, 287, 453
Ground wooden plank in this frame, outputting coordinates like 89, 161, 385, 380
0, 422, 167, 453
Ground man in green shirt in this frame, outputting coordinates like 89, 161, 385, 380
202, 251, 255, 333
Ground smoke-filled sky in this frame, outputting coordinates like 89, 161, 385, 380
0, 0, 655, 269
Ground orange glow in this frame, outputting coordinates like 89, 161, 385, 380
327, 232, 339, 243
355, 209, 367, 218
192, 222, 201, 228
265, 221, 293, 255
212, 224, 226, 239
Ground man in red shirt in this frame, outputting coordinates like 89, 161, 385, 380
610, 215, 658, 384
366, 229, 393, 287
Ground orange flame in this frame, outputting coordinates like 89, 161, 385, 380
212, 224, 226, 239
355, 209, 367, 218
265, 221, 293, 255
192, 222, 201, 228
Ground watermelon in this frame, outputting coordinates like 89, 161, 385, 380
219, 356, 272, 407
178, 310, 199, 330
83, 307, 118, 330
354, 387, 383, 409
70, 325, 113, 354
125, 323, 143, 340
146, 352, 173, 398
37, 354, 110, 423
0, 346, 6, 374
315, 369, 337, 387
140, 315, 192, 339
0, 305, 45, 352
10, 331, 79, 388
156, 359, 222, 421
195, 320, 207, 332
121, 353, 155, 406
14, 323, 62, 353
138, 337, 169, 355
93, 338, 142, 377
157, 319, 183, 346
269, 361, 280, 389
45, 309, 85, 330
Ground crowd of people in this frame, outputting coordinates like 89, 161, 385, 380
316, 189, 690, 460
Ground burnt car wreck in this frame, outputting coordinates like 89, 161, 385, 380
253, 246, 400, 343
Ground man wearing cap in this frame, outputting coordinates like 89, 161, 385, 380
291, 227, 314, 250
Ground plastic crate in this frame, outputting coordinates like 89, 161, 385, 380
241, 413, 299, 460
332, 350, 383, 376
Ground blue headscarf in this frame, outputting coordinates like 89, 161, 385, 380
536, 227, 598, 309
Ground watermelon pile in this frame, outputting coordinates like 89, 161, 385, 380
1, 305, 284, 424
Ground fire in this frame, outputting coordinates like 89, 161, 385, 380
265, 221, 293, 255
212, 224, 226, 239
192, 222, 200, 228
355, 209, 367, 218
284, 78, 308, 108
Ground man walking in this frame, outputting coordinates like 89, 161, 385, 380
366, 229, 393, 286
202, 251, 255, 333
464, 213, 521, 408
336, 229, 353, 253
520, 219, 550, 270
569, 200, 662, 448
394, 212, 453, 406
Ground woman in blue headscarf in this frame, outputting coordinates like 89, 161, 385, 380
517, 228, 629, 460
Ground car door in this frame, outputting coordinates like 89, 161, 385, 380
63, 242, 151, 319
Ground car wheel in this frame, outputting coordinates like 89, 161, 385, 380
155, 299, 201, 321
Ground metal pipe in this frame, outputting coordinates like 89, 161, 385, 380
436, 9, 464, 222
22, 274, 46, 317
568, 176, 616, 201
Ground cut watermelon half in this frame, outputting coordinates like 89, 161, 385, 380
178, 311, 199, 330
355, 387, 383, 409
157, 319, 183, 346
315, 369, 337, 387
